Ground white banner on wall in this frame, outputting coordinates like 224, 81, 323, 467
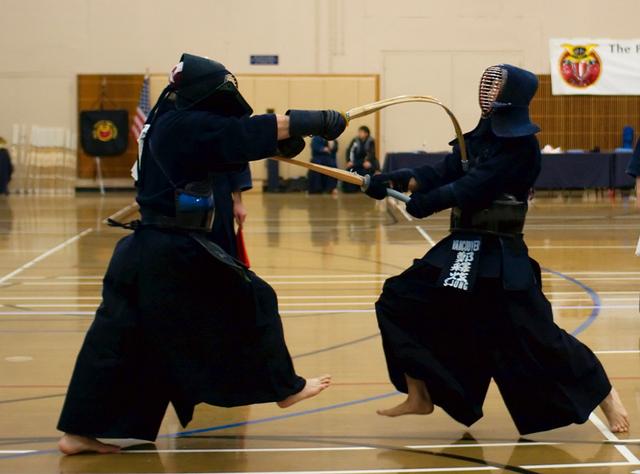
549, 38, 640, 95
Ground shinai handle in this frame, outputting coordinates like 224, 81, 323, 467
360, 173, 410, 203
270, 156, 410, 203
385, 188, 410, 203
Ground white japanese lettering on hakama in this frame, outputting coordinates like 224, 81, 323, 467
443, 239, 481, 291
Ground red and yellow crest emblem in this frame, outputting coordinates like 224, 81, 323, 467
559, 43, 602, 88
92, 120, 118, 142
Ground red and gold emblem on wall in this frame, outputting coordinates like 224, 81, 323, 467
559, 44, 602, 88
92, 120, 119, 142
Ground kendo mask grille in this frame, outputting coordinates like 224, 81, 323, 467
479, 65, 507, 118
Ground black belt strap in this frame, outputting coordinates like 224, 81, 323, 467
107, 212, 248, 278
107, 218, 140, 230
106, 215, 209, 233
450, 200, 527, 236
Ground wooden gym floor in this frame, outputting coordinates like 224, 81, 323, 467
0, 191, 639, 474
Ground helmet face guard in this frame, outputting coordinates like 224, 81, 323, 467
479, 65, 508, 118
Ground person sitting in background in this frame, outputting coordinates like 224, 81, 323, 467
308, 136, 338, 195
343, 126, 378, 193
0, 138, 13, 195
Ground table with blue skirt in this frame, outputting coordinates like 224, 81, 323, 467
383, 152, 636, 189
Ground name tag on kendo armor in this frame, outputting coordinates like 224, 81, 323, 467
437, 238, 482, 292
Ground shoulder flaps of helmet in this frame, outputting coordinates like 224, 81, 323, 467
449, 119, 489, 145
490, 107, 541, 138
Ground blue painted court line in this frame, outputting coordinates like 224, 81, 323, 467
293, 333, 380, 359
160, 392, 400, 438
0, 448, 58, 460
542, 267, 602, 337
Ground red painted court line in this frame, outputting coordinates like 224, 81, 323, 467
0, 383, 391, 389
331, 382, 391, 386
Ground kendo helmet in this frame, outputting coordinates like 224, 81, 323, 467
170, 53, 253, 116
478, 64, 540, 137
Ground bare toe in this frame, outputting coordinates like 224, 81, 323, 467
600, 388, 630, 433
277, 376, 331, 409
377, 398, 434, 417
58, 434, 120, 455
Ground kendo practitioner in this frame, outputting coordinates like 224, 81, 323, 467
308, 136, 338, 194
365, 65, 629, 434
57, 53, 346, 455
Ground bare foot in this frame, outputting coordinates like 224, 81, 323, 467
58, 434, 120, 455
277, 375, 331, 408
377, 396, 434, 417
378, 374, 435, 417
600, 388, 630, 433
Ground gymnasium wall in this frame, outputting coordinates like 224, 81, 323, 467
2, 0, 640, 171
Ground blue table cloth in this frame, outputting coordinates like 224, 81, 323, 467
383, 152, 618, 189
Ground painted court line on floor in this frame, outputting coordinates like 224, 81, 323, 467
523, 245, 636, 249
89, 441, 563, 454
8, 276, 640, 285
545, 276, 640, 281
0, 305, 624, 316
415, 226, 436, 247
54, 462, 639, 473
0, 303, 626, 317
101, 201, 139, 225
390, 198, 414, 222
0, 202, 137, 289
0, 296, 102, 300
390, 200, 440, 247
0, 302, 635, 311
0, 228, 93, 286
7, 270, 640, 279
0, 297, 617, 308
263, 274, 391, 279
7, 273, 393, 281
588, 413, 639, 464
0, 291, 633, 300
594, 349, 640, 354
15, 280, 390, 286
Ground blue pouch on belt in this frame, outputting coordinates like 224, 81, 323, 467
175, 180, 215, 231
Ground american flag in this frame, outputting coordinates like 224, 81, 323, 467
131, 75, 150, 140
